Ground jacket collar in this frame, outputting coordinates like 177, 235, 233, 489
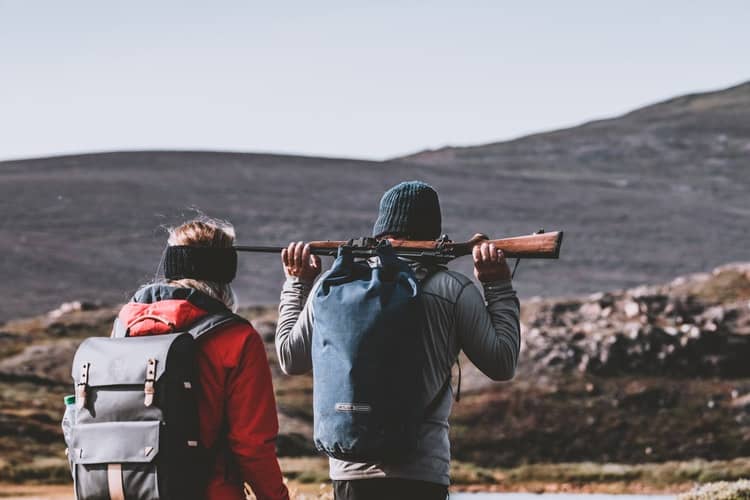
118, 284, 229, 337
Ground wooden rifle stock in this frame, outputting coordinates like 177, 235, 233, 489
235, 230, 563, 262
444, 231, 563, 259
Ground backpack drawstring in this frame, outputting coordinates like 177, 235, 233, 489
511, 258, 521, 279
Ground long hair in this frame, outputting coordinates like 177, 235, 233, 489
162, 217, 238, 312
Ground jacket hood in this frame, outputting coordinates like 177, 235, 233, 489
118, 284, 230, 337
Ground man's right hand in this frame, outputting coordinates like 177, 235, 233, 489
281, 242, 322, 284
473, 240, 512, 283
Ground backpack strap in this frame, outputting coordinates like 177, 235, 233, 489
423, 375, 451, 419
417, 264, 459, 418
111, 317, 127, 338
417, 264, 463, 418
185, 311, 249, 340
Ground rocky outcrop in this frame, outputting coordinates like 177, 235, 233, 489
521, 263, 750, 377
46, 301, 101, 320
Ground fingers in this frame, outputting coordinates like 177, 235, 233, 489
473, 242, 493, 265
480, 242, 491, 262
311, 254, 321, 270
282, 241, 322, 281
283, 241, 303, 273
496, 248, 506, 264
476, 242, 505, 263
301, 244, 311, 269
293, 241, 304, 269
281, 248, 289, 267
490, 243, 505, 264
472, 242, 511, 282
286, 241, 296, 267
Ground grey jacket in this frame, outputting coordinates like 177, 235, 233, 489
275, 263, 521, 485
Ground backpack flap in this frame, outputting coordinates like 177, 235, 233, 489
72, 333, 181, 386
72, 333, 187, 409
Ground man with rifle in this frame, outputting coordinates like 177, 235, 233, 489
275, 181, 522, 500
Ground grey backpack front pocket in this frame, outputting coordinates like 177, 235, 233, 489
71, 420, 160, 500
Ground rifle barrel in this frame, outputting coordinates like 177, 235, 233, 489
233, 245, 451, 261
234, 245, 340, 256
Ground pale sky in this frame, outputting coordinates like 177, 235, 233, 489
1, 1, 748, 161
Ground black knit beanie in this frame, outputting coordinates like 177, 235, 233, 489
372, 181, 442, 240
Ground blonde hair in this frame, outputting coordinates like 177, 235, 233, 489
163, 217, 238, 312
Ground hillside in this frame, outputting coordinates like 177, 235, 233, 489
400, 81, 750, 296
1, 263, 749, 484
1, 81, 749, 321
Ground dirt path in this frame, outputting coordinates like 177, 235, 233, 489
0, 484, 72, 500
0, 482, 686, 499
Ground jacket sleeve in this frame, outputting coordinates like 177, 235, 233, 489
455, 279, 521, 381
225, 329, 289, 500
275, 277, 316, 375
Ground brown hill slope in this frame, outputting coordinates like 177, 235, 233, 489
2, 82, 749, 321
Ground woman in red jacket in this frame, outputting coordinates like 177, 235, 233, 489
116, 218, 289, 500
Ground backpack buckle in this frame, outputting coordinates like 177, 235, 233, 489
76, 362, 90, 410
144, 358, 157, 407
367, 256, 382, 269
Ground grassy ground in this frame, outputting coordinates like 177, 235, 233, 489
2, 307, 750, 487
3, 298, 750, 495
5, 456, 750, 497
285, 457, 750, 494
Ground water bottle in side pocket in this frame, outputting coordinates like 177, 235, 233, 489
62, 395, 76, 478
61, 394, 76, 446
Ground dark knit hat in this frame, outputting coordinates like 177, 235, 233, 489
372, 181, 442, 240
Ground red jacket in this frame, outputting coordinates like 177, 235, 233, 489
118, 285, 289, 500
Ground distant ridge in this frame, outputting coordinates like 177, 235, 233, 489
1, 81, 749, 321
398, 80, 750, 163
0, 148, 378, 166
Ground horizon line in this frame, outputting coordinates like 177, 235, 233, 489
2, 77, 747, 165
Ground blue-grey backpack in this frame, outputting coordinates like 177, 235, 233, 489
65, 293, 246, 500
311, 240, 436, 462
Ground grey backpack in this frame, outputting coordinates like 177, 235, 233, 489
66, 311, 245, 500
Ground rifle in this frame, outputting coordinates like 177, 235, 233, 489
234, 229, 563, 264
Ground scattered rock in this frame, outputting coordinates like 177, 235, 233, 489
624, 301, 640, 319
521, 263, 750, 377
47, 301, 99, 319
